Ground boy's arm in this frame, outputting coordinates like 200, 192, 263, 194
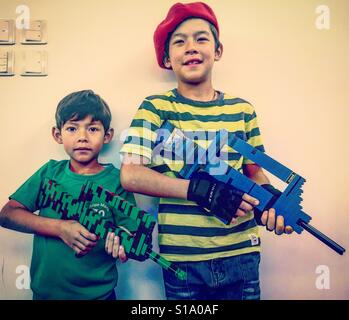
243, 163, 270, 185
0, 200, 98, 256
121, 154, 258, 224
1, 200, 62, 235
121, 154, 189, 199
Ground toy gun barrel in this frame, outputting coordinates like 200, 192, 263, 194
298, 219, 345, 255
146, 250, 187, 280
112, 227, 187, 280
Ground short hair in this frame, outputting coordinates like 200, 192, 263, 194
55, 90, 112, 131
163, 21, 221, 65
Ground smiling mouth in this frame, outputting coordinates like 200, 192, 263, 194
183, 59, 203, 66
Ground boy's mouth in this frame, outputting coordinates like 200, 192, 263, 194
74, 147, 92, 152
183, 58, 203, 66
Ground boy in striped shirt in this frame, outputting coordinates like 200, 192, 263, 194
120, 2, 293, 300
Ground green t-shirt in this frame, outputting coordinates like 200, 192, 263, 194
10, 159, 137, 300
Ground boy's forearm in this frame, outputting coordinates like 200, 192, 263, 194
121, 163, 190, 199
244, 165, 270, 185
120, 162, 271, 200
0, 203, 63, 238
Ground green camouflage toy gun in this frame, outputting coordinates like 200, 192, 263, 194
35, 178, 187, 280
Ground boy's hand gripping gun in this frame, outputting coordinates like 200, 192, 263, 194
155, 121, 345, 255
36, 178, 187, 280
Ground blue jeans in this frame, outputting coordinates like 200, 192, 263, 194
162, 252, 261, 300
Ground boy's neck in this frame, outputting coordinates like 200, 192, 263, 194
177, 80, 216, 102
69, 158, 105, 175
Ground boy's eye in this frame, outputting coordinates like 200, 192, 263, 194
197, 37, 209, 42
89, 127, 100, 132
173, 39, 184, 45
66, 126, 76, 132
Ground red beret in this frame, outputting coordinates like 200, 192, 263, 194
153, 2, 220, 69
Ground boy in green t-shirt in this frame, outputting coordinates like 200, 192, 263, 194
0, 90, 137, 300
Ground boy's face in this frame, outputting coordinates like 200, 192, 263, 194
52, 115, 113, 165
164, 18, 222, 85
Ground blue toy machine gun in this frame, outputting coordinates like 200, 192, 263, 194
154, 121, 345, 255
36, 178, 187, 280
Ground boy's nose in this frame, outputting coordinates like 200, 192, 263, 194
185, 39, 198, 54
185, 48, 199, 55
77, 129, 88, 142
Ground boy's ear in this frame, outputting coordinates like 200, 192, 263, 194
164, 57, 172, 69
52, 127, 63, 144
214, 44, 223, 62
103, 128, 114, 144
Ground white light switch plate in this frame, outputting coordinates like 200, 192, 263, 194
21, 20, 47, 44
0, 20, 15, 45
0, 50, 14, 76
21, 50, 47, 76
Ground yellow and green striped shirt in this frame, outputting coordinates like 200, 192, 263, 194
121, 89, 265, 262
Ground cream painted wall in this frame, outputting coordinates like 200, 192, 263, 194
0, 0, 348, 299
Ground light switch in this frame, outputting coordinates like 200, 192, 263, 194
0, 65, 7, 73
25, 30, 42, 42
30, 21, 42, 31
0, 52, 8, 73
0, 20, 15, 45
25, 51, 42, 73
21, 20, 47, 44
0, 58, 8, 73
0, 50, 14, 76
0, 21, 9, 42
21, 50, 47, 76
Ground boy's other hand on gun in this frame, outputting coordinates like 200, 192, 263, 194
260, 208, 294, 235
105, 232, 128, 262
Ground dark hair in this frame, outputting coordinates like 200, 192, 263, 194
163, 20, 221, 65
55, 90, 111, 131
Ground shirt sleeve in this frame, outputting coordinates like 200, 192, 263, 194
120, 99, 163, 162
9, 161, 51, 212
243, 104, 265, 165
